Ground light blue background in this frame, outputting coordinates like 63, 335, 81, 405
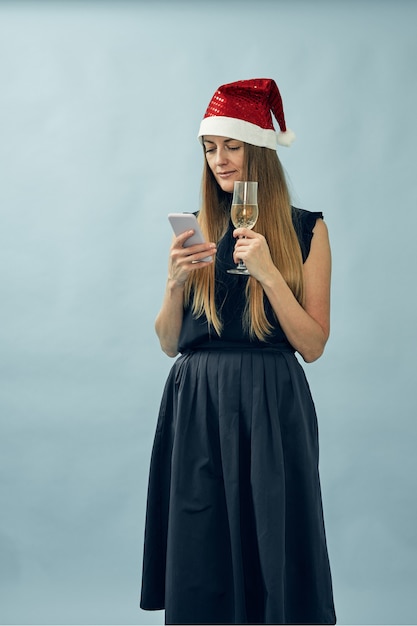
1, 1, 416, 624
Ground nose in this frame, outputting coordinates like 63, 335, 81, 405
214, 146, 228, 166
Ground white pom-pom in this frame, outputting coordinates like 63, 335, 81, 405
277, 128, 296, 147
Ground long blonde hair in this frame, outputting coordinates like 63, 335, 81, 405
184, 143, 304, 341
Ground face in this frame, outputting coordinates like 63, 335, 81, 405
202, 135, 245, 193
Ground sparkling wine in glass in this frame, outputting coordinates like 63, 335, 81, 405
227, 181, 259, 275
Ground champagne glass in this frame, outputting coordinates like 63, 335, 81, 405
227, 181, 259, 275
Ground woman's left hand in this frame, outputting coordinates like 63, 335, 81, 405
232, 228, 276, 282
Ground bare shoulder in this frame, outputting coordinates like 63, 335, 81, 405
312, 216, 329, 241
306, 217, 331, 265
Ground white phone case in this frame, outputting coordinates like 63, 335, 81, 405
168, 213, 212, 262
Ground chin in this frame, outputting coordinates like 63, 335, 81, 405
217, 179, 235, 193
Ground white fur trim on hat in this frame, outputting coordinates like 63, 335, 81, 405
198, 116, 278, 150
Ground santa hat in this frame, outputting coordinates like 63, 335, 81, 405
198, 78, 295, 150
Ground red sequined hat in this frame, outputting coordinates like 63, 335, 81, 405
198, 78, 295, 149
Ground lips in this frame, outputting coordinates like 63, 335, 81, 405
217, 171, 236, 178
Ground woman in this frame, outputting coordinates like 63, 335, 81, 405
140, 78, 336, 625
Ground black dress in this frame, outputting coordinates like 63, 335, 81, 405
140, 208, 336, 625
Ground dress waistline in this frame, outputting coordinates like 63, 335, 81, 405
180, 341, 295, 355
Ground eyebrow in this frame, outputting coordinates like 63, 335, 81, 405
203, 138, 238, 145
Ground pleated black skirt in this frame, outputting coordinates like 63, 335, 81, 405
140, 347, 336, 625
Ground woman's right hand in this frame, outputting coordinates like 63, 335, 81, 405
168, 230, 217, 285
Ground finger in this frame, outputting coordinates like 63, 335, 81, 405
173, 242, 216, 262
174, 229, 195, 246
172, 244, 216, 264
234, 238, 251, 252
184, 241, 216, 255
233, 227, 258, 239
187, 247, 216, 263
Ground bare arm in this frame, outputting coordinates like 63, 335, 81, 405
233, 219, 331, 363
154, 279, 186, 358
155, 230, 217, 357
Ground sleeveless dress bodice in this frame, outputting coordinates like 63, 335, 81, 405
178, 207, 323, 352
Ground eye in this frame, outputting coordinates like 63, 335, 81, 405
227, 144, 241, 151
205, 147, 215, 154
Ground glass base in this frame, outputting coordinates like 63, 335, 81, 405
227, 267, 250, 275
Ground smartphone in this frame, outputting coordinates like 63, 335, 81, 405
168, 213, 212, 262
